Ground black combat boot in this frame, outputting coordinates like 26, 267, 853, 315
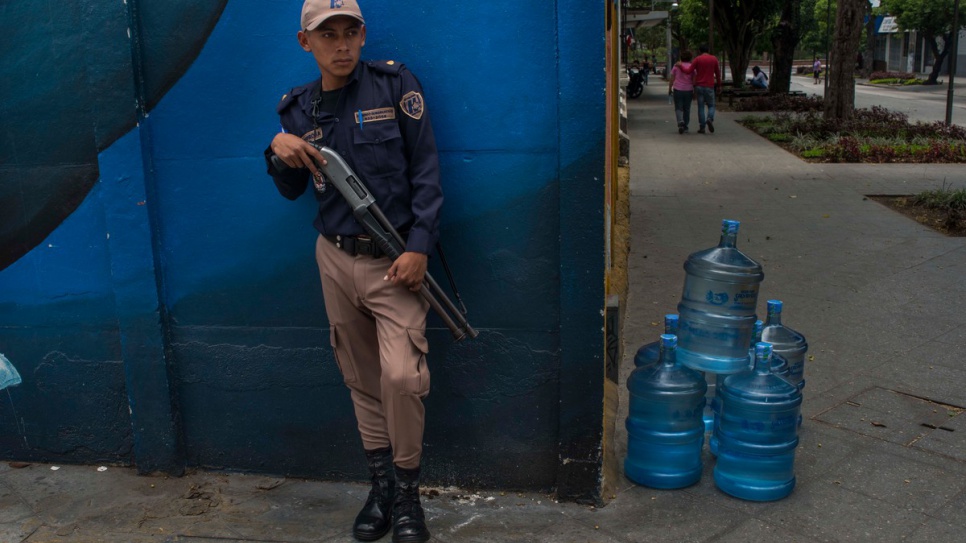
353, 447, 395, 541
391, 465, 430, 543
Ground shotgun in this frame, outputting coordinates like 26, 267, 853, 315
271, 146, 478, 342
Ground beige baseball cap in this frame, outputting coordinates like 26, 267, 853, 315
301, 0, 365, 30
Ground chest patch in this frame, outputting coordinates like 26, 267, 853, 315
400, 91, 424, 120
356, 107, 396, 124
301, 127, 324, 143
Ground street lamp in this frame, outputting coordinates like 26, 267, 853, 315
666, 4, 674, 78
652, 1, 678, 78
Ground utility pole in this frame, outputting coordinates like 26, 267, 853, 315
947, 0, 961, 126
709, 0, 714, 52
667, 5, 674, 78
824, 0, 831, 95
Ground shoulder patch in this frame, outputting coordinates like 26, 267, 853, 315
400, 91, 424, 120
276, 86, 308, 114
368, 59, 405, 75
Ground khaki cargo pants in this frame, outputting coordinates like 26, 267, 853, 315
315, 235, 431, 469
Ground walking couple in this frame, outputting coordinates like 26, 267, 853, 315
668, 45, 722, 135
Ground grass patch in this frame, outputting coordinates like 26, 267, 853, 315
913, 184, 966, 213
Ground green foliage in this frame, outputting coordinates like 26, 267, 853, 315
676, 0, 710, 52
732, 93, 825, 112
881, 0, 964, 39
914, 184, 966, 212
913, 182, 966, 230
799, 0, 835, 57
790, 133, 822, 151
869, 70, 917, 79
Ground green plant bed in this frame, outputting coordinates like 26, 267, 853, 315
869, 78, 926, 85
738, 106, 966, 163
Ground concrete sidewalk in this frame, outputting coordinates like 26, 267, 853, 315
2, 83, 966, 542
615, 83, 966, 542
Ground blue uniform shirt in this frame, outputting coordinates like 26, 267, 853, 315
266, 60, 443, 255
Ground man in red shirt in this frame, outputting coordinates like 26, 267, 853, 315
677, 44, 722, 134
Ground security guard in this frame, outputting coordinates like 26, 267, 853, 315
265, 1, 441, 542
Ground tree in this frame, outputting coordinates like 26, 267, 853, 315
676, 0, 711, 55
882, 0, 966, 85
770, 0, 804, 93
711, 0, 784, 88
825, 0, 866, 120
799, 0, 835, 59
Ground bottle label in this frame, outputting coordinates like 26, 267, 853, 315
681, 320, 742, 344
733, 412, 799, 435
682, 276, 759, 312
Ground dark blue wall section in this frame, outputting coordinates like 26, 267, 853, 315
0, 0, 605, 499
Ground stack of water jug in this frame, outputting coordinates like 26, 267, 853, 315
625, 219, 808, 501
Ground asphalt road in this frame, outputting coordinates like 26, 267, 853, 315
789, 75, 966, 126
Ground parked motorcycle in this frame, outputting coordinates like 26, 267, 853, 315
627, 68, 644, 99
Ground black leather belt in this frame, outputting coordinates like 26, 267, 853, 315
325, 234, 386, 258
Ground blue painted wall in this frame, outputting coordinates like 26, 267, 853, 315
0, 0, 605, 500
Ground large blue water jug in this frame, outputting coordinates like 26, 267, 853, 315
710, 352, 790, 455
710, 320, 763, 456
625, 335, 708, 489
714, 342, 802, 501
761, 300, 808, 391
677, 220, 764, 373
634, 314, 679, 368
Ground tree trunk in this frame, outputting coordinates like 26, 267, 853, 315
824, 0, 866, 121
861, 1, 875, 77
925, 34, 949, 85
713, 2, 758, 89
770, 0, 802, 94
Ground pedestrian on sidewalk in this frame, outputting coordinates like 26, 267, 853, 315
265, 1, 441, 542
813, 57, 822, 84
676, 44, 721, 134
669, 50, 695, 134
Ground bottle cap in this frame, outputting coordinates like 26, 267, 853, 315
721, 219, 740, 235
755, 341, 773, 359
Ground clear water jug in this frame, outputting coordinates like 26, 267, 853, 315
677, 220, 764, 373
634, 314, 679, 368
761, 300, 808, 391
714, 342, 802, 501
625, 335, 708, 489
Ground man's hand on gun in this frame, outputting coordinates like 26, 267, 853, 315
386, 252, 428, 292
271, 133, 327, 173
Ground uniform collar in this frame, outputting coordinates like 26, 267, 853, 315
304, 62, 364, 119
